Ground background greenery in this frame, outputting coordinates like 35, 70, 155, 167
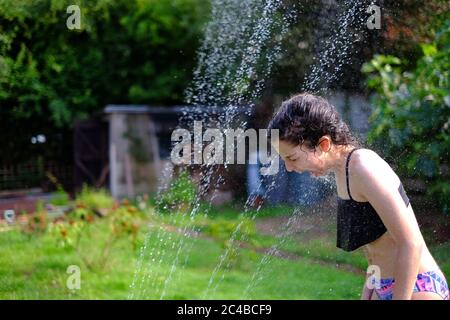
0, 0, 449, 299
0, 0, 209, 163
1, 190, 448, 299
362, 22, 450, 213
1, 1, 449, 210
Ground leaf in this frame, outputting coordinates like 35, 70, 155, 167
421, 43, 437, 57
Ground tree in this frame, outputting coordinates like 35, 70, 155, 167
362, 21, 449, 213
0, 0, 209, 163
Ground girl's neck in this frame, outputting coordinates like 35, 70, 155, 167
328, 144, 357, 176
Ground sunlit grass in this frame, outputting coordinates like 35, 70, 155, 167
0, 202, 448, 300
0, 218, 363, 299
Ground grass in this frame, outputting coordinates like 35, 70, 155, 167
0, 210, 364, 299
0, 200, 448, 300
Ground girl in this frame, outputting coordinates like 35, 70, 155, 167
268, 93, 449, 300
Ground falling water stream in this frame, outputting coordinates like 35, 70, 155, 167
242, 0, 371, 297
129, 0, 373, 299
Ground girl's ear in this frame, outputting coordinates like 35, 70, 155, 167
318, 136, 331, 152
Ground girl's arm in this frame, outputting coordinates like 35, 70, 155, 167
352, 152, 424, 300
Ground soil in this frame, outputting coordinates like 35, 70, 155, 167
255, 194, 337, 240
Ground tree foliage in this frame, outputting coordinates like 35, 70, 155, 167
0, 0, 208, 162
362, 21, 450, 213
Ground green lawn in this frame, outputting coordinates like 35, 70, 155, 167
0, 209, 364, 299
0, 202, 448, 300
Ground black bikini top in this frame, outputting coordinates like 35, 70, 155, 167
336, 148, 410, 252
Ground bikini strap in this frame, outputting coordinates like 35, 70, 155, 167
345, 147, 361, 201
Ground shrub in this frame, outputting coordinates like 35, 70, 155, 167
49, 198, 142, 271
75, 185, 116, 216
362, 21, 450, 213
50, 187, 70, 207
156, 169, 197, 214
0, 0, 209, 163
20, 210, 48, 236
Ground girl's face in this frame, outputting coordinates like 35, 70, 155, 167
273, 139, 328, 177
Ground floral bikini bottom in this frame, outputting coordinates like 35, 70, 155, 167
373, 270, 449, 300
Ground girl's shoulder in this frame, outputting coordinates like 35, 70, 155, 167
348, 148, 381, 169
349, 148, 400, 187
351, 148, 388, 168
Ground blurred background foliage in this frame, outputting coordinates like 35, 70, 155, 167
0, 0, 449, 211
271, 0, 450, 95
362, 22, 450, 213
0, 0, 209, 162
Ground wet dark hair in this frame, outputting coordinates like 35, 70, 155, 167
268, 93, 360, 150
